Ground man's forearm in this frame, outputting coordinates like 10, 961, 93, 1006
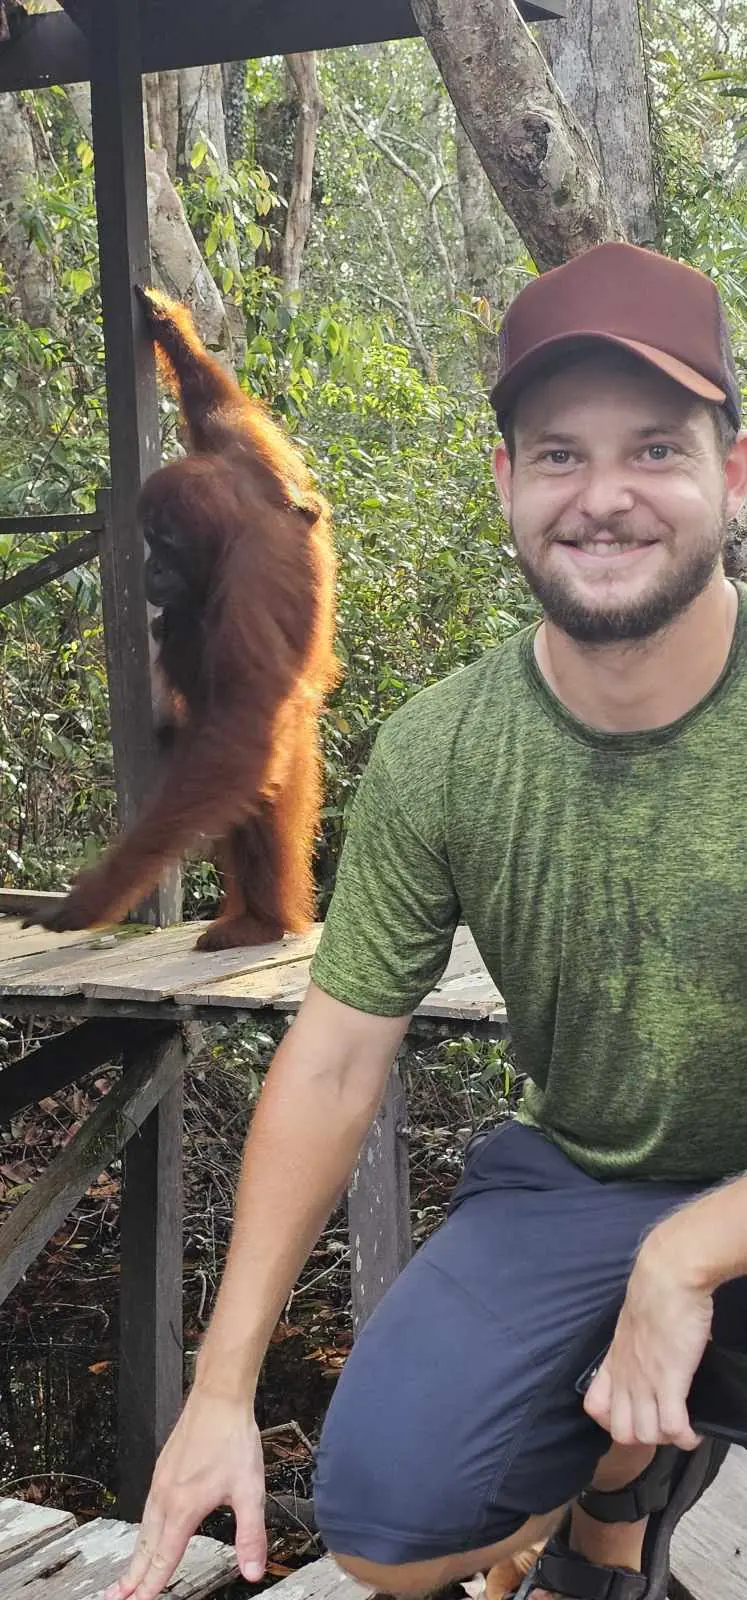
642, 1171, 747, 1294
193, 988, 408, 1399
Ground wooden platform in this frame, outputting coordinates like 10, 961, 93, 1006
0, 1459, 742, 1600
0, 1495, 239, 1598
0, 914, 507, 1033
670, 1443, 747, 1600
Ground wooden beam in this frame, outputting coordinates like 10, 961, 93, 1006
0, 888, 65, 916
0, 1, 565, 91
0, 1017, 172, 1121
347, 1066, 411, 1336
118, 1048, 187, 1519
0, 1024, 187, 1308
0, 530, 98, 611
90, 0, 180, 924
0, 514, 102, 536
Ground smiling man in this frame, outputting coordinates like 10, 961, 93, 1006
111, 244, 747, 1600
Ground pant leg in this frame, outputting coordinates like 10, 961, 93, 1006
313, 1121, 722, 1564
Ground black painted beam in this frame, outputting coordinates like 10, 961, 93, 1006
0, 513, 102, 536
0, 0, 565, 91
0, 529, 98, 611
90, 1, 180, 924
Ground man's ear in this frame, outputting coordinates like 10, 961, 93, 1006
493, 442, 513, 519
724, 432, 747, 522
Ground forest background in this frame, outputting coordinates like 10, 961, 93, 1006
1, 0, 745, 922
0, 0, 746, 1528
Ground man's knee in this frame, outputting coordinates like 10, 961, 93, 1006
329, 1508, 565, 1598
330, 1550, 439, 1598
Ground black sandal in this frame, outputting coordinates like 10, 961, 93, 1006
511, 1435, 729, 1600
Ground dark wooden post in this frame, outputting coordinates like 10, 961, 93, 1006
117, 1030, 188, 1520
90, 0, 179, 925
347, 1065, 411, 1336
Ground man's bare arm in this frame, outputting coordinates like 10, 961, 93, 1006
195, 980, 410, 1397
109, 982, 410, 1600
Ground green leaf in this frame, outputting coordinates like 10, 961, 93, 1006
247, 222, 264, 249
69, 267, 93, 295
190, 139, 208, 169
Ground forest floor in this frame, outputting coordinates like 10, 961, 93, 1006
0, 1015, 514, 1596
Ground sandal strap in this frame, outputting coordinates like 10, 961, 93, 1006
533, 1544, 648, 1600
578, 1444, 683, 1523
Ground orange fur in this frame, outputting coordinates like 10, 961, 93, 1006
37, 287, 339, 947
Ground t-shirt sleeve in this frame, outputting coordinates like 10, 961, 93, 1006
309, 724, 459, 1016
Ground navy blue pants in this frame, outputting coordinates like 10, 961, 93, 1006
313, 1121, 747, 1565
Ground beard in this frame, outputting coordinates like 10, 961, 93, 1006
513, 514, 726, 645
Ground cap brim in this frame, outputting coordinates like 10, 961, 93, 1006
489, 332, 727, 425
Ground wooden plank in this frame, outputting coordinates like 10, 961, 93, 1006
0, 515, 101, 537
0, 1025, 187, 1306
670, 1445, 747, 1600
0, 920, 106, 963
263, 1554, 373, 1600
0, 890, 66, 915
347, 1066, 411, 1336
76, 928, 320, 1003
0, 1499, 75, 1573
90, 0, 180, 927
0, 531, 98, 611
0, 1017, 166, 1121
118, 1064, 185, 1520
0, 923, 319, 1000
0, 924, 201, 994
2, 1515, 238, 1599
191, 957, 314, 1008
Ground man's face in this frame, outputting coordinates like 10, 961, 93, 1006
493, 351, 745, 644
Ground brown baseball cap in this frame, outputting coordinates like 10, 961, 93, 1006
489, 241, 742, 431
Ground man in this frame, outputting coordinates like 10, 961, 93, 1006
110, 242, 747, 1600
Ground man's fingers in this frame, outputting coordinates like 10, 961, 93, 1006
583, 1363, 612, 1428
658, 1386, 702, 1451
629, 1389, 661, 1446
609, 1382, 637, 1447
105, 1508, 168, 1600
130, 1519, 197, 1600
233, 1489, 267, 1581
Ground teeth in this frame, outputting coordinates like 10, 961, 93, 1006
573, 541, 638, 555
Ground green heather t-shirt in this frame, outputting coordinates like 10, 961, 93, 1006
310, 581, 747, 1183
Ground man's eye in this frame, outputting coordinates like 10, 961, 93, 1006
645, 443, 675, 461
544, 449, 571, 465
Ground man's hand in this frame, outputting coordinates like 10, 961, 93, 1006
584, 1227, 713, 1451
105, 1391, 267, 1600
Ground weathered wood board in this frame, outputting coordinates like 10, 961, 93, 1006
0, 917, 508, 1028
1, 1511, 238, 1599
259, 1555, 373, 1600
0, 1498, 75, 1572
670, 1443, 747, 1600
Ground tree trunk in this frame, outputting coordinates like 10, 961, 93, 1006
178, 63, 229, 173
281, 53, 324, 295
410, 0, 622, 269
454, 115, 510, 386
254, 87, 297, 278
541, 0, 657, 247
159, 72, 180, 178
64, 82, 234, 366
177, 64, 245, 361
145, 145, 233, 363
0, 93, 58, 327
222, 59, 246, 165
144, 72, 164, 153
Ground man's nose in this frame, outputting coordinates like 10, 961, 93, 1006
574, 466, 636, 521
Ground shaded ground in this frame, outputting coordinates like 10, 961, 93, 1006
0, 1016, 514, 1592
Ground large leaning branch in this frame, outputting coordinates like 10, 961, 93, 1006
410, 0, 623, 269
